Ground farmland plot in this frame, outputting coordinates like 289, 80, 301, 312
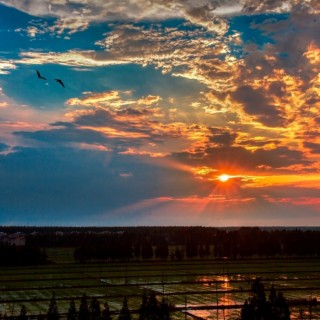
0, 258, 320, 319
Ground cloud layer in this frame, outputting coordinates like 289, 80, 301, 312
0, 1, 319, 225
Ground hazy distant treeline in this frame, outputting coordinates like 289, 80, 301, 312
18, 227, 320, 261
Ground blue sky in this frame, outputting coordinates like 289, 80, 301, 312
0, 0, 319, 226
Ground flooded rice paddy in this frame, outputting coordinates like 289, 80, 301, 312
0, 258, 319, 319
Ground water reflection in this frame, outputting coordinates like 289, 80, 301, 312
188, 269, 320, 320
187, 275, 242, 320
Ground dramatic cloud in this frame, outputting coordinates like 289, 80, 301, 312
208, 127, 237, 146
2, 0, 318, 34
0, 1, 319, 225
14, 108, 212, 157
0, 0, 232, 34
66, 90, 161, 108
304, 141, 320, 154
231, 85, 285, 127
66, 91, 126, 107
171, 145, 308, 173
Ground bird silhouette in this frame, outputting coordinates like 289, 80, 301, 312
54, 78, 65, 88
36, 70, 47, 80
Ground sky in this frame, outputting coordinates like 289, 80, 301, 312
0, 0, 319, 226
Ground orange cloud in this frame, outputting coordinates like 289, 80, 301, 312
138, 95, 162, 105
70, 143, 111, 152
119, 148, 166, 158
304, 42, 320, 65
244, 174, 320, 188
0, 102, 8, 108
79, 125, 150, 139
265, 196, 320, 208
66, 91, 122, 107
66, 91, 163, 110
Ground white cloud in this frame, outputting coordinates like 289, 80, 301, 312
18, 50, 129, 67
0, 59, 16, 74
1, 0, 318, 33
0, 0, 235, 35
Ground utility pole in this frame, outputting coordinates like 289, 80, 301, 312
11, 303, 15, 317
309, 289, 312, 320
185, 295, 187, 320
162, 272, 164, 295
216, 282, 219, 320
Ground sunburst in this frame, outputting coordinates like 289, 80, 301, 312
218, 174, 230, 182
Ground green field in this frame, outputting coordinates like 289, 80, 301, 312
0, 254, 320, 319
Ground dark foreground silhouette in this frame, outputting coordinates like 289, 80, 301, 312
239, 278, 291, 320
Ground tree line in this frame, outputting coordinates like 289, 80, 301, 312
0, 243, 46, 266
68, 228, 320, 262
2, 227, 320, 263
1, 291, 173, 320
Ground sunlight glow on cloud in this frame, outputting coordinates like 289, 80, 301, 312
66, 91, 123, 107
80, 125, 151, 139
250, 174, 320, 188
263, 196, 320, 210
18, 51, 131, 67
66, 91, 162, 109
304, 42, 320, 66
0, 0, 320, 225
0, 59, 16, 74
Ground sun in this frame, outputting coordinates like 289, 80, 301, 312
218, 174, 230, 182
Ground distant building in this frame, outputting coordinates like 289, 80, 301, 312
0, 232, 26, 246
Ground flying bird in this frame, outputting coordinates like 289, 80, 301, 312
54, 78, 65, 88
36, 70, 47, 80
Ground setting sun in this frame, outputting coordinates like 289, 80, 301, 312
218, 174, 230, 182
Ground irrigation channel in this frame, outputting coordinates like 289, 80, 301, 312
0, 258, 320, 319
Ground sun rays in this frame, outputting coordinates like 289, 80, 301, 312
218, 174, 230, 182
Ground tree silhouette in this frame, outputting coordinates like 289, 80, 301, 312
67, 299, 77, 320
79, 294, 90, 320
141, 240, 153, 260
273, 292, 291, 320
269, 284, 277, 306
240, 278, 291, 320
159, 297, 172, 320
155, 239, 169, 260
297, 309, 305, 320
240, 300, 254, 320
146, 291, 159, 319
90, 297, 100, 320
134, 242, 141, 260
101, 302, 112, 320
47, 292, 59, 320
138, 291, 148, 320
18, 305, 27, 320
138, 291, 172, 320
186, 238, 197, 259
118, 298, 131, 320
175, 247, 183, 261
